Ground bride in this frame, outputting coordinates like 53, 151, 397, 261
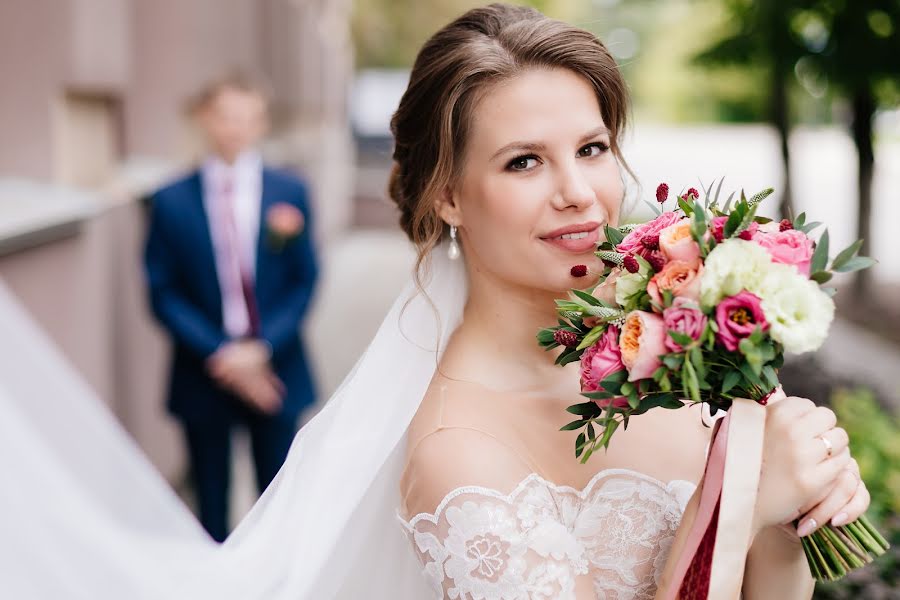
0, 4, 869, 599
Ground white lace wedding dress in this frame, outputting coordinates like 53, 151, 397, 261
401, 470, 696, 599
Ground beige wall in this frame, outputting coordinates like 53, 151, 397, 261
0, 0, 356, 481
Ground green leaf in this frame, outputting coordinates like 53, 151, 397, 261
722, 191, 736, 213
644, 200, 663, 216
581, 390, 614, 400
810, 271, 833, 284
566, 402, 601, 416
811, 229, 830, 275
762, 365, 779, 390
831, 239, 864, 271
571, 288, 602, 307
663, 354, 684, 370
798, 221, 823, 235
678, 197, 694, 215
560, 419, 586, 431
668, 330, 694, 348
621, 382, 635, 397
586, 422, 595, 441
834, 256, 877, 273
721, 370, 741, 394
627, 393, 640, 409
604, 224, 625, 247
601, 370, 629, 384
652, 366, 668, 381
712, 177, 725, 209
795, 212, 807, 228
724, 208, 743, 238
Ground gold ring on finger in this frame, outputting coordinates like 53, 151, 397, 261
819, 434, 833, 458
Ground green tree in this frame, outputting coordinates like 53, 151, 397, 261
693, 0, 806, 220
795, 1, 900, 295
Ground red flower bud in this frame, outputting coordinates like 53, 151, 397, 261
623, 254, 640, 273
686, 187, 700, 199
779, 219, 793, 232
738, 230, 754, 241
570, 264, 588, 278
647, 253, 666, 272
553, 329, 579, 347
656, 183, 669, 203
641, 234, 660, 250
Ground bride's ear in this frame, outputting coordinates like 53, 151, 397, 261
435, 184, 462, 228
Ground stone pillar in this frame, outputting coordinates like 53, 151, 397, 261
261, 0, 356, 243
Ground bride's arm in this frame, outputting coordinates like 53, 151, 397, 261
742, 526, 813, 599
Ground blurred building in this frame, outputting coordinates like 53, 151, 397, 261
0, 0, 355, 481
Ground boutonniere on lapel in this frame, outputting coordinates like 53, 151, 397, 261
265, 202, 305, 252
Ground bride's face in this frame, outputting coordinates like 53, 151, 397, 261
443, 67, 623, 294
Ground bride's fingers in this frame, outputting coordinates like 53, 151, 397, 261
795, 406, 838, 439
831, 478, 870, 527
805, 426, 849, 463
796, 467, 859, 536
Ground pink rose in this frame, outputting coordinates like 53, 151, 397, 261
620, 311, 667, 381
267, 202, 305, 239
616, 212, 682, 258
658, 220, 701, 263
715, 291, 768, 352
753, 229, 814, 277
591, 269, 621, 306
580, 326, 629, 408
663, 298, 708, 352
709, 216, 728, 243
647, 259, 703, 309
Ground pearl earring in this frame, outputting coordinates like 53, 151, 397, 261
448, 225, 460, 260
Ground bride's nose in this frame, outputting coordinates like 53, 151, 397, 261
551, 160, 594, 210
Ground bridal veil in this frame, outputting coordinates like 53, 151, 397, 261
0, 247, 467, 599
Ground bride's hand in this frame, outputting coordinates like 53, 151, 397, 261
752, 389, 852, 536
791, 456, 870, 537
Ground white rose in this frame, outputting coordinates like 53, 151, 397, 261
700, 239, 775, 308
615, 271, 647, 307
759, 266, 835, 353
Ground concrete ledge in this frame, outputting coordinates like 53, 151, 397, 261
0, 179, 100, 257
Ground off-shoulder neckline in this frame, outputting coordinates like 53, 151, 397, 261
399, 467, 696, 529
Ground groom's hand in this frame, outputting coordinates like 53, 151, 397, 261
207, 340, 285, 414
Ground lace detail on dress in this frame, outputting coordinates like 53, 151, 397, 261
399, 469, 696, 600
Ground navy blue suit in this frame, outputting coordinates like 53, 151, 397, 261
144, 167, 318, 541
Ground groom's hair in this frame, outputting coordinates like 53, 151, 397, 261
186, 70, 273, 116
388, 2, 631, 283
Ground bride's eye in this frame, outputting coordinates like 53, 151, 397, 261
578, 142, 610, 158
506, 155, 540, 172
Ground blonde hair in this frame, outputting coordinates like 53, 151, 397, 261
388, 3, 631, 284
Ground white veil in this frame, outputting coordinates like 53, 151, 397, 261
0, 246, 467, 599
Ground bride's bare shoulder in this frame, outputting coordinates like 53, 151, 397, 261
401, 375, 533, 517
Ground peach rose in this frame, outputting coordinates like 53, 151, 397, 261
659, 220, 701, 263
620, 310, 667, 381
647, 259, 703, 309
591, 269, 621, 306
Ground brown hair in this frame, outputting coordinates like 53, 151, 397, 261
388, 3, 631, 281
186, 70, 273, 115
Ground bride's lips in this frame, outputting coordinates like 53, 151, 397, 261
540, 222, 602, 253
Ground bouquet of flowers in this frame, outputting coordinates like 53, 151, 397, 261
537, 181, 888, 582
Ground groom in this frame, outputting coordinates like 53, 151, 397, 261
144, 74, 318, 542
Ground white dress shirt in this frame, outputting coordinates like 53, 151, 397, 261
202, 150, 262, 338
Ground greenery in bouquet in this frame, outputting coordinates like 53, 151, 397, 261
537, 180, 887, 581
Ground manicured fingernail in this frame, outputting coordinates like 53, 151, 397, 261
831, 512, 849, 527
797, 518, 818, 537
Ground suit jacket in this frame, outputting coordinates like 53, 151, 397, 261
144, 167, 318, 423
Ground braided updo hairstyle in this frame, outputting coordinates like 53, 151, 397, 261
388, 3, 630, 282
